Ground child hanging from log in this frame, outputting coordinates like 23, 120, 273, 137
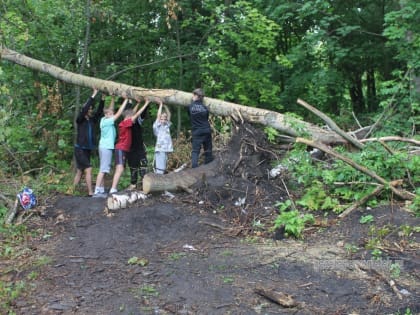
153, 99, 173, 174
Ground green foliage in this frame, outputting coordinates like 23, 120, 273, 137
280, 141, 419, 215
297, 180, 340, 212
0, 280, 26, 313
263, 127, 279, 143
409, 188, 420, 216
200, 1, 283, 109
389, 262, 401, 279
273, 201, 314, 238
371, 248, 382, 260
359, 215, 374, 224
127, 257, 149, 266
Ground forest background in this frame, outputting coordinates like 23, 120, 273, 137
0, 0, 419, 217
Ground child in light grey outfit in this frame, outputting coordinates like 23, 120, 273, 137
153, 99, 173, 174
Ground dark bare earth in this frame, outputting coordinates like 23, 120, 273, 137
8, 125, 420, 314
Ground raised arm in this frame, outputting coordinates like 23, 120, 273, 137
114, 97, 128, 121
108, 95, 115, 111
131, 97, 141, 113
156, 98, 163, 122
164, 105, 171, 121
132, 97, 150, 122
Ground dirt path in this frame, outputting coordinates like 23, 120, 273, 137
7, 123, 420, 314
13, 193, 419, 315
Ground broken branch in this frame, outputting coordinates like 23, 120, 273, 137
296, 138, 415, 201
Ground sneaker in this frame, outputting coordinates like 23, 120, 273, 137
109, 188, 118, 194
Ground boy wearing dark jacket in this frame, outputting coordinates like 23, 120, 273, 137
73, 88, 104, 196
187, 88, 213, 168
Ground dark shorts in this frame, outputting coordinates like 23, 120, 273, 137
74, 148, 92, 170
115, 149, 127, 166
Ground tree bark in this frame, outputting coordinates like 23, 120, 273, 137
142, 159, 220, 194
1, 47, 346, 144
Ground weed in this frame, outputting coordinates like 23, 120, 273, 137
344, 243, 359, 257
139, 285, 159, 297
221, 276, 234, 284
398, 224, 420, 238
221, 250, 233, 257
263, 126, 279, 143
371, 248, 382, 260
34, 255, 52, 267
360, 214, 374, 224
390, 263, 401, 278
127, 256, 149, 266
0, 280, 26, 312
273, 201, 314, 239
168, 252, 186, 261
27, 271, 38, 281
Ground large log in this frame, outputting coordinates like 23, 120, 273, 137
1, 46, 346, 144
142, 159, 220, 194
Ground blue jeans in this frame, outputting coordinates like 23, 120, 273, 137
191, 132, 213, 168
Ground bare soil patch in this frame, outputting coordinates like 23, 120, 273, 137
7, 124, 420, 314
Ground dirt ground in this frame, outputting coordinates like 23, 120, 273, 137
7, 124, 420, 315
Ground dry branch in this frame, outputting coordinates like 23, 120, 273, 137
5, 198, 19, 225
356, 263, 403, 300
338, 185, 384, 219
254, 286, 297, 307
297, 98, 365, 149
296, 138, 415, 201
359, 136, 420, 146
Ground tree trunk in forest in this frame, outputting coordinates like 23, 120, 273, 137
349, 73, 365, 113
1, 47, 348, 144
366, 68, 378, 112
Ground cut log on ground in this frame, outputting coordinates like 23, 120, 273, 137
106, 191, 148, 211
142, 159, 220, 194
1, 47, 348, 145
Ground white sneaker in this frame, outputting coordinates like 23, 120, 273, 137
109, 188, 118, 194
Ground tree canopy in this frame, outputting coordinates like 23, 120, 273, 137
0, 0, 419, 176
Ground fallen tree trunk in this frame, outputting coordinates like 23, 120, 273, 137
142, 159, 220, 194
1, 46, 346, 144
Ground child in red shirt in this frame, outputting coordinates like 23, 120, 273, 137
109, 97, 150, 193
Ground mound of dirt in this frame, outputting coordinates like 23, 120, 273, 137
6, 123, 420, 315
